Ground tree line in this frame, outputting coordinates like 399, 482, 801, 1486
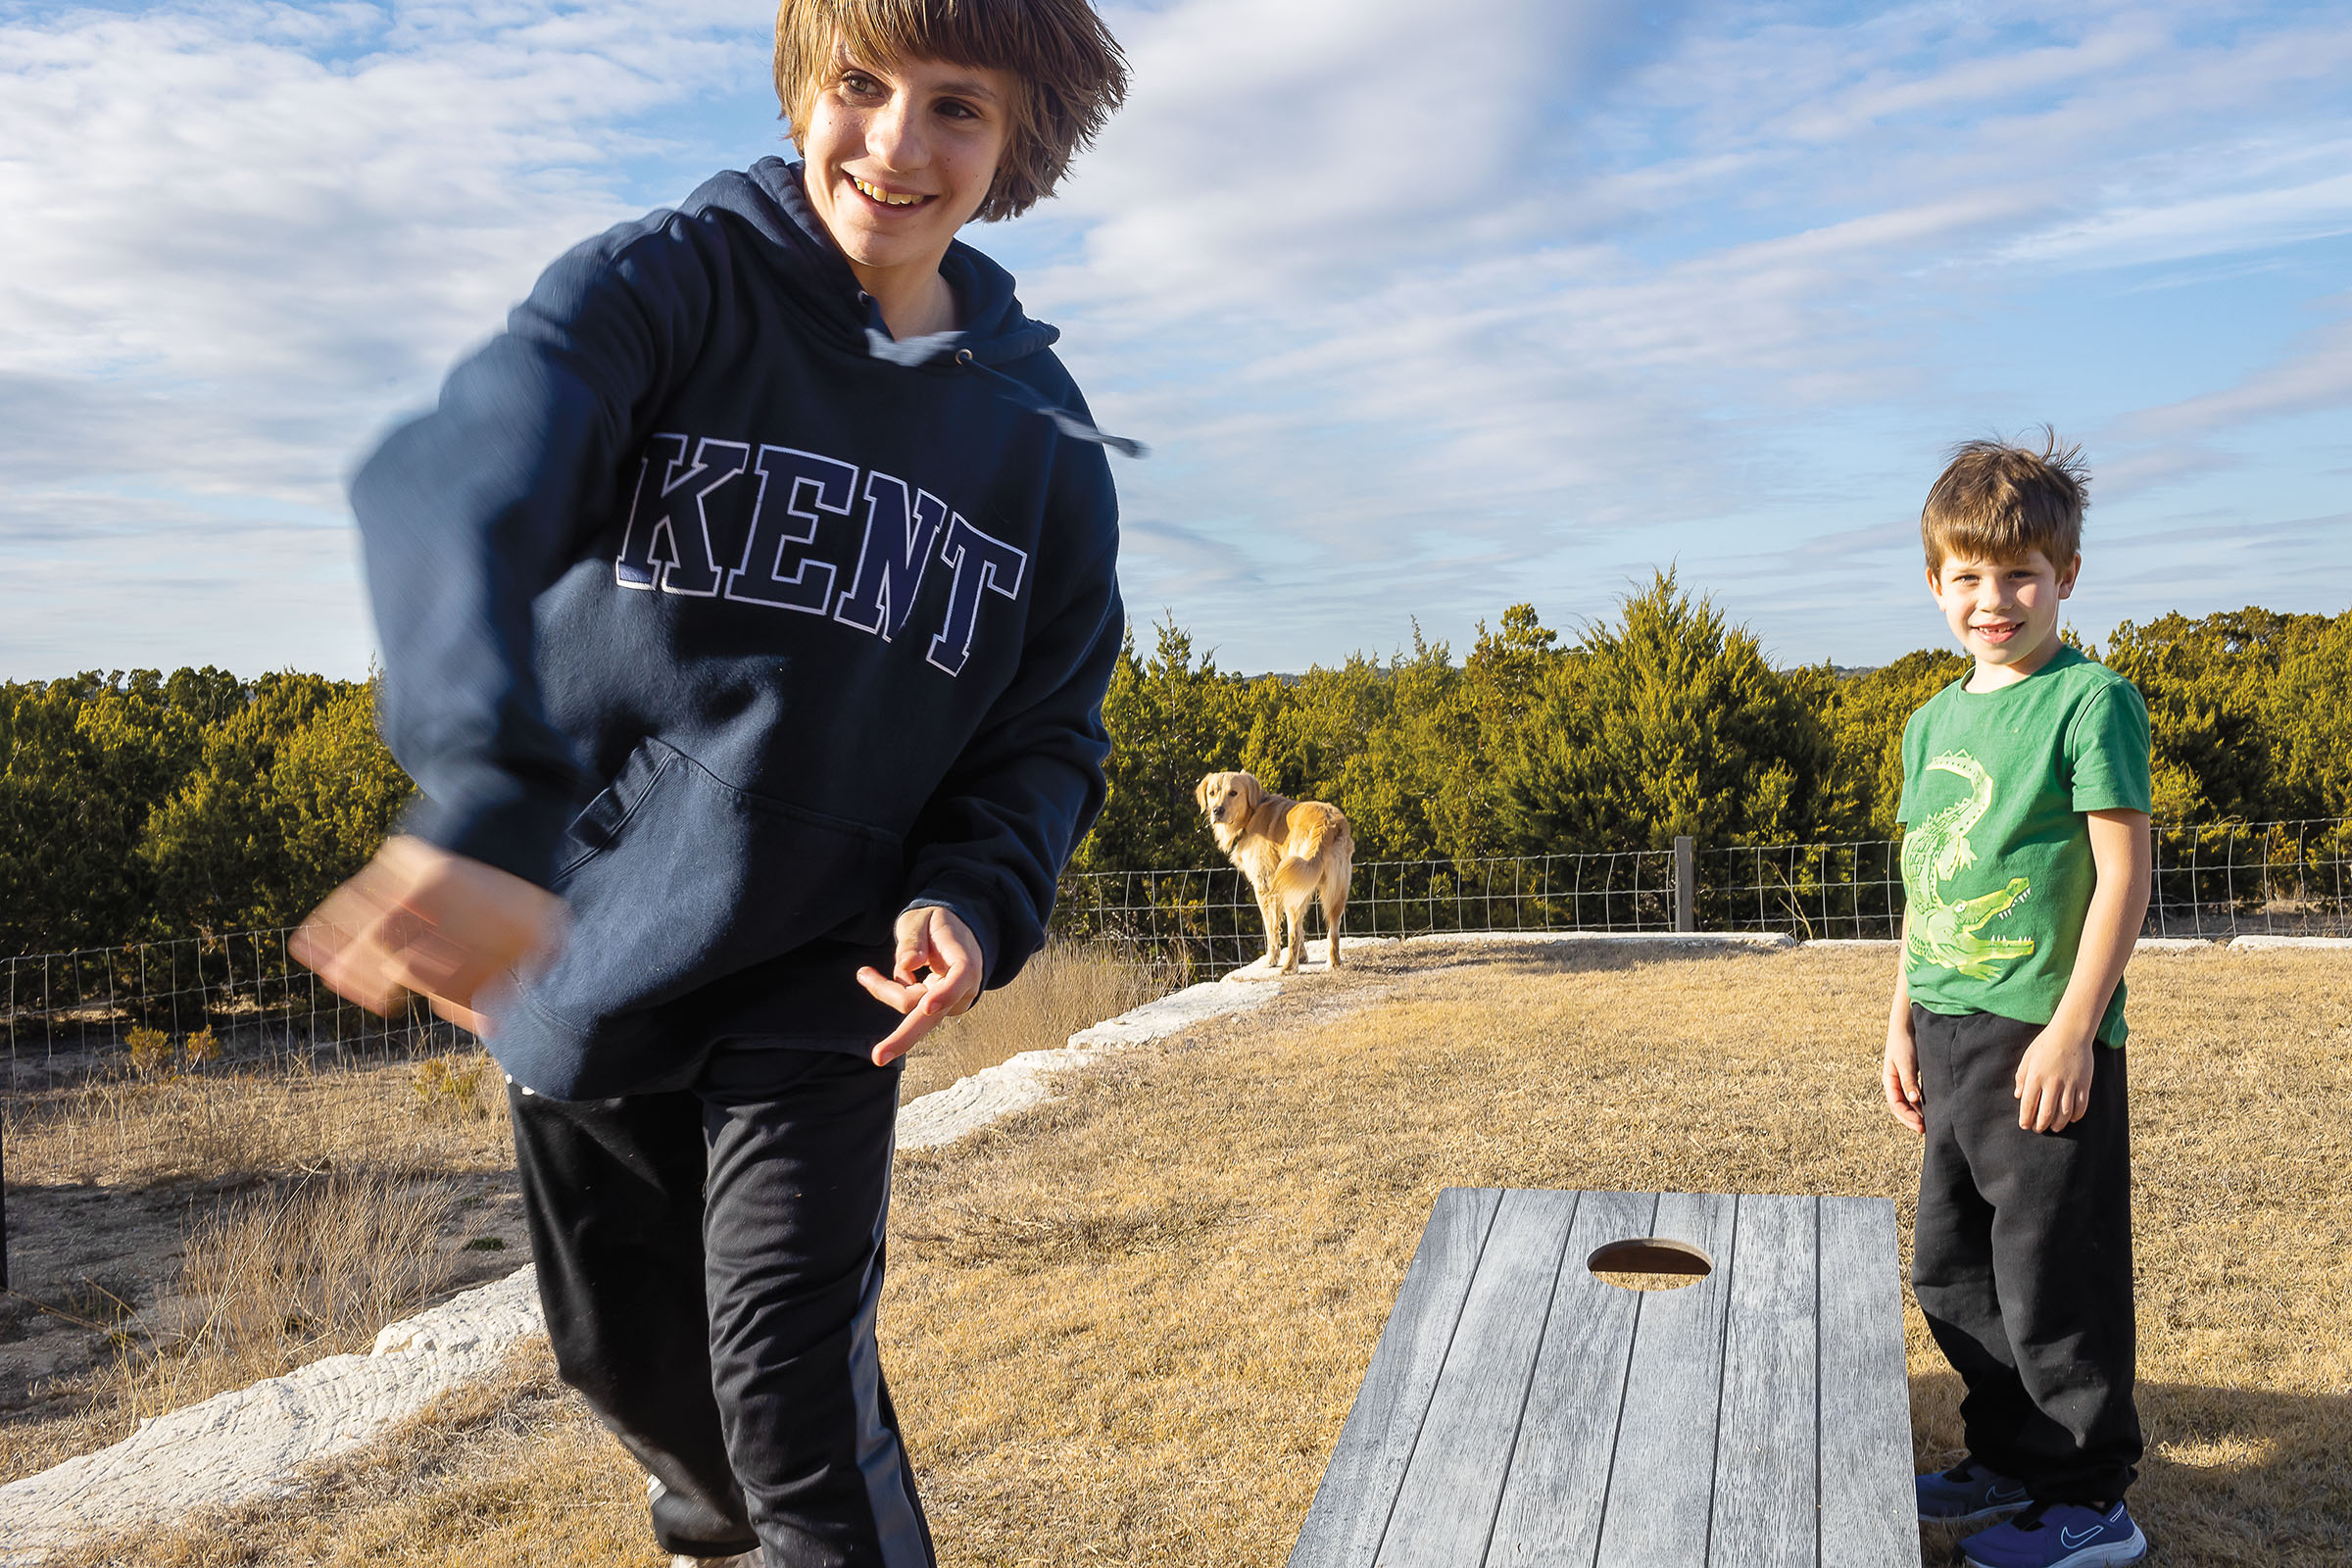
1076, 573, 2351, 873
5, 574, 2347, 956
0, 669, 409, 956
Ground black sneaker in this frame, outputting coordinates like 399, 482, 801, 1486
1916, 1459, 2033, 1525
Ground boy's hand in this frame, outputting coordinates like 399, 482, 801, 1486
2014, 1025, 2096, 1133
858, 906, 983, 1067
290, 835, 565, 1037
1883, 1017, 1925, 1135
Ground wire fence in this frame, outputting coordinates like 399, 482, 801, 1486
1051, 850, 1679, 975
1701, 817, 2352, 942
3, 818, 2344, 1194
2, 931, 483, 1233
2145, 818, 2352, 939
1697, 838, 1907, 941
7, 819, 2347, 1093
3, 928, 474, 1098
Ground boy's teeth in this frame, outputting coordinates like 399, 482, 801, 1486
854, 177, 921, 206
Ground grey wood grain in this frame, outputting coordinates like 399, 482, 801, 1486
1289, 1187, 1503, 1568
1293, 1190, 1916, 1568
1482, 1188, 1656, 1566
1816, 1197, 1917, 1568
1591, 1191, 1740, 1567
1706, 1194, 1819, 1568
1377, 1190, 1582, 1565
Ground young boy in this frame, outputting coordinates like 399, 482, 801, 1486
1882, 436, 2153, 1568
292, 4, 1132, 1564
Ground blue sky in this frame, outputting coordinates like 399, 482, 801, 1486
3, 0, 2346, 680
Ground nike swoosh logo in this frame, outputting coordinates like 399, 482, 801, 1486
1988, 1485, 2028, 1502
2060, 1526, 2103, 1547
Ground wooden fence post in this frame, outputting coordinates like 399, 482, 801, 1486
1674, 837, 1695, 933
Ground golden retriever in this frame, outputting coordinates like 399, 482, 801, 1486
1194, 770, 1353, 973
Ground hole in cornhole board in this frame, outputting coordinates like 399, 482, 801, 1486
1587, 1237, 1714, 1292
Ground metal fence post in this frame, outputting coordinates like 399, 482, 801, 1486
1674, 836, 1695, 933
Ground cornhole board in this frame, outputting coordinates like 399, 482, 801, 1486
1287, 1188, 1916, 1567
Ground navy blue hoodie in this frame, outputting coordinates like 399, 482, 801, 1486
352, 158, 1123, 1100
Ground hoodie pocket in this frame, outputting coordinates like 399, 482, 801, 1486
524, 737, 904, 1040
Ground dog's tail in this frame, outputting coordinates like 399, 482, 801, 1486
1272, 806, 1352, 901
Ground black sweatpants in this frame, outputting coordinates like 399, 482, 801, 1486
1911, 1004, 2142, 1503
509, 1046, 936, 1568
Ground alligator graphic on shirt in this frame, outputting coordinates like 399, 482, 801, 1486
1902, 750, 2035, 980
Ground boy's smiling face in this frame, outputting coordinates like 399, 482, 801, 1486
1930, 547, 2079, 687
800, 43, 1014, 298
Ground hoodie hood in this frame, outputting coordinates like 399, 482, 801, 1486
691, 157, 1057, 365
678, 159, 1140, 454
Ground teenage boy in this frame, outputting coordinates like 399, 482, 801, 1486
291, 4, 1132, 1565
1882, 437, 2153, 1568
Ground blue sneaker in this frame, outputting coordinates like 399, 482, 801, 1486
1961, 1500, 2147, 1567
1916, 1459, 2032, 1524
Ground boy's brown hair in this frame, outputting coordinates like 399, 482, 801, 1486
1921, 429, 2089, 576
773, 0, 1128, 223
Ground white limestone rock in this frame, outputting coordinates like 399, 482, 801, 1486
0, 1268, 545, 1566
1400, 928, 1797, 952
899, 980, 1280, 1150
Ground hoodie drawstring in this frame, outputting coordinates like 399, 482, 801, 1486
862, 325, 1147, 459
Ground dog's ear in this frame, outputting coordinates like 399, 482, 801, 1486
1236, 772, 1264, 811
1195, 773, 1216, 810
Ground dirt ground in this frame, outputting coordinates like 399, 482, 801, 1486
21, 940, 2352, 1566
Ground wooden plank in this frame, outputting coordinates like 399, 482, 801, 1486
1376, 1189, 1581, 1565
1706, 1194, 1819, 1568
1592, 1191, 1740, 1566
1817, 1197, 1917, 1568
1483, 1188, 1656, 1566
1288, 1187, 1503, 1568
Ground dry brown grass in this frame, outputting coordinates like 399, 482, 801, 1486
0, 1171, 467, 1487
119, 1171, 466, 1418
0, 953, 1150, 1496
4, 1052, 513, 1189
8, 942, 1146, 1189
38, 1340, 663, 1568
39, 943, 2352, 1566
1, 1054, 514, 1487
899, 942, 1177, 1102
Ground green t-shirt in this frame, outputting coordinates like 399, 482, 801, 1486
1895, 646, 2152, 1046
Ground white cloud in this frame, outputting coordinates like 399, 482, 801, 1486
993, 0, 2352, 666
2134, 304, 2352, 436
0, 0, 766, 674
2002, 151, 2352, 270
3, 0, 2348, 680
2087, 296, 2352, 500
